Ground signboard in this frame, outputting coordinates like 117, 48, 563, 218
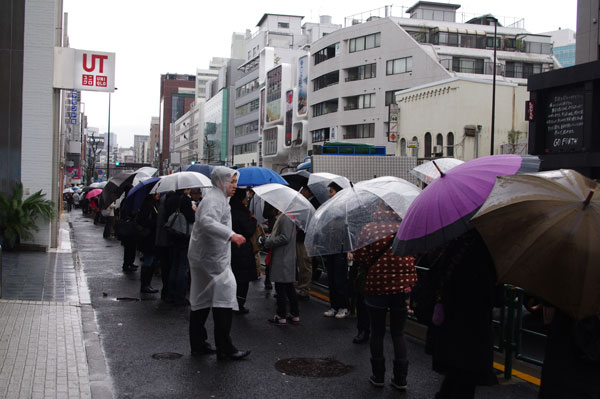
525, 100, 534, 121
388, 104, 399, 142
285, 90, 293, 147
266, 66, 282, 123
545, 90, 584, 152
64, 90, 80, 125
297, 56, 308, 115
67, 168, 81, 179
259, 88, 266, 135
407, 140, 418, 148
54, 47, 116, 93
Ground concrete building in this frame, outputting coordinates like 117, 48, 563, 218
576, 0, 600, 63
232, 14, 341, 169
133, 134, 149, 163
149, 116, 159, 165
541, 28, 576, 67
307, 2, 558, 160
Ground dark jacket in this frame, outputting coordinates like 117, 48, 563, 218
165, 191, 195, 248
230, 202, 258, 282
425, 230, 498, 387
155, 193, 171, 248
135, 196, 158, 255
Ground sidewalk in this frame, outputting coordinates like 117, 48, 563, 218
0, 214, 111, 399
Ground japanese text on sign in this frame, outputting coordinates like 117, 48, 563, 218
546, 92, 584, 152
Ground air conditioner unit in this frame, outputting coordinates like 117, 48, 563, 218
433, 145, 443, 154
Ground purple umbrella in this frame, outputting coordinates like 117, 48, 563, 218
392, 154, 540, 256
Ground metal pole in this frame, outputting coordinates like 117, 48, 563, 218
490, 19, 497, 156
106, 92, 111, 179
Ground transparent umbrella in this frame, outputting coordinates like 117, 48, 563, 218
251, 183, 315, 232
304, 176, 421, 257
410, 158, 464, 185
150, 172, 212, 193
307, 172, 351, 205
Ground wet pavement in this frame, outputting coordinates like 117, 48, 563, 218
0, 210, 543, 398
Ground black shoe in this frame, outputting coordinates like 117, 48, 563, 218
140, 285, 158, 294
264, 283, 273, 290
353, 331, 370, 344
191, 343, 217, 356
216, 350, 251, 361
122, 265, 138, 273
234, 307, 249, 315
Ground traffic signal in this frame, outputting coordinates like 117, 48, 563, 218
115, 161, 120, 166
190, 161, 196, 165
104, 173, 107, 177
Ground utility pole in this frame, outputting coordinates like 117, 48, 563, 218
490, 18, 498, 156
106, 92, 111, 179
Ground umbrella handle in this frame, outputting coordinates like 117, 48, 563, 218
432, 160, 445, 178
583, 189, 595, 207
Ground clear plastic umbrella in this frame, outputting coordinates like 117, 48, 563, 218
410, 158, 464, 185
251, 183, 316, 232
132, 167, 158, 186
150, 171, 212, 193
307, 172, 351, 205
304, 176, 421, 257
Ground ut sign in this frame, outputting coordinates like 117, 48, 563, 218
53, 48, 116, 92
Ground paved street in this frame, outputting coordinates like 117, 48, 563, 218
0, 211, 542, 399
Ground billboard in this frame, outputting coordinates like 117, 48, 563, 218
297, 56, 308, 115
67, 168, 81, 179
285, 90, 293, 147
54, 47, 116, 92
259, 88, 266, 135
266, 66, 282, 123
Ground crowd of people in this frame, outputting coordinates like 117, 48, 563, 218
74, 166, 600, 399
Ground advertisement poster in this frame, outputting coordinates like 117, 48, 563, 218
297, 56, 307, 115
266, 66, 282, 123
285, 90, 293, 147
259, 88, 265, 134
67, 168, 81, 179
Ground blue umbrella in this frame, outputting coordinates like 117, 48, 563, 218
122, 177, 160, 214
237, 166, 288, 187
183, 164, 214, 178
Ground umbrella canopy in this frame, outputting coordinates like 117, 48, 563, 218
237, 166, 288, 187
88, 181, 108, 189
122, 177, 161, 214
183, 164, 214, 178
281, 170, 311, 191
63, 188, 74, 194
471, 169, 600, 320
101, 171, 137, 209
131, 167, 158, 187
392, 154, 541, 257
85, 188, 103, 199
251, 183, 316, 232
307, 172, 351, 205
410, 158, 464, 185
304, 176, 421, 257
149, 171, 212, 194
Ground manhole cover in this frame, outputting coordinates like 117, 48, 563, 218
152, 352, 183, 360
115, 297, 140, 302
274, 358, 352, 378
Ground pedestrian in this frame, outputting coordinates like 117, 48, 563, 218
262, 201, 279, 290
323, 182, 350, 319
165, 188, 195, 305
538, 308, 600, 398
155, 191, 174, 301
190, 188, 202, 210
72, 191, 80, 208
119, 188, 139, 273
426, 230, 498, 399
348, 257, 370, 344
102, 200, 116, 239
136, 193, 160, 294
90, 197, 101, 225
295, 186, 320, 301
248, 190, 266, 277
230, 188, 258, 314
264, 209, 299, 326
187, 166, 250, 360
351, 206, 417, 390
65, 193, 74, 212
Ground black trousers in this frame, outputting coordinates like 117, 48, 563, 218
237, 281, 249, 309
356, 293, 370, 333
275, 282, 299, 318
369, 305, 408, 361
324, 254, 349, 310
189, 307, 236, 354
157, 246, 172, 299
122, 238, 137, 267
437, 370, 476, 399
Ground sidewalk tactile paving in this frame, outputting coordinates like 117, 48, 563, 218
0, 300, 91, 399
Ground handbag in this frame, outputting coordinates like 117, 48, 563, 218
165, 197, 191, 238
115, 217, 136, 240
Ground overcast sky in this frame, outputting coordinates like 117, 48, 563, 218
63, 0, 578, 147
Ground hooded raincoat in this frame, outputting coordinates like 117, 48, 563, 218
188, 167, 239, 311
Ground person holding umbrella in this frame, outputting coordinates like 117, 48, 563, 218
135, 193, 160, 294
187, 166, 250, 360
296, 186, 320, 301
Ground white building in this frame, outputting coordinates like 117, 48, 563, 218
307, 2, 558, 157
133, 134, 149, 163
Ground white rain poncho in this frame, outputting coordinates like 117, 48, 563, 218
188, 166, 240, 311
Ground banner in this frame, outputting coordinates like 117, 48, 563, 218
54, 47, 116, 92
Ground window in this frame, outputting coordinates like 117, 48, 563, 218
344, 123, 375, 139
311, 128, 330, 143
345, 63, 376, 82
452, 57, 484, 74
386, 57, 413, 75
436, 133, 443, 146
447, 132, 454, 156
313, 71, 339, 91
400, 138, 407, 156
235, 99, 259, 117
349, 33, 380, 53
486, 37, 501, 48
314, 43, 339, 65
344, 93, 375, 110
424, 132, 432, 157
385, 90, 403, 106
505, 62, 544, 79
234, 142, 257, 155
408, 31, 426, 43
312, 99, 338, 117
278, 22, 289, 29
263, 128, 278, 156
411, 136, 418, 157
235, 78, 259, 98
234, 120, 259, 137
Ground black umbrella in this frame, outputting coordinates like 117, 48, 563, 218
282, 170, 311, 191
101, 171, 136, 209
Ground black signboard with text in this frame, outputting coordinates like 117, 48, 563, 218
545, 88, 585, 153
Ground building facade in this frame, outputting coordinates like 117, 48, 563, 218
133, 134, 149, 163
149, 116, 159, 165
542, 28, 576, 67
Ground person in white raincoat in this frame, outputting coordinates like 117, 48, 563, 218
187, 166, 251, 360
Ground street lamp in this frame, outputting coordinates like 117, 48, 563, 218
490, 17, 498, 156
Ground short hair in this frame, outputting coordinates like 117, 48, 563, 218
328, 182, 343, 193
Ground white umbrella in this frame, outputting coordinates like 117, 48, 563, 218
410, 158, 464, 185
150, 171, 212, 193
307, 172, 351, 205
89, 181, 108, 189
132, 167, 158, 186
63, 188, 74, 194
304, 176, 421, 257
252, 183, 316, 232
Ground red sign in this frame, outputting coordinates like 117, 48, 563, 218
525, 101, 535, 121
